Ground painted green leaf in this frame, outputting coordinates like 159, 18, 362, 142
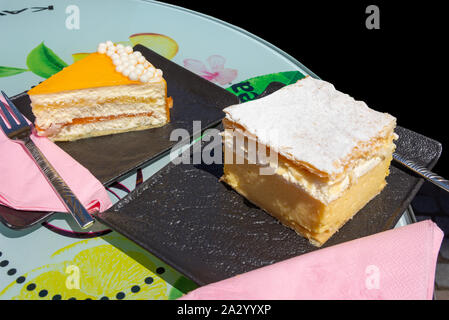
0, 66, 28, 77
227, 71, 305, 95
226, 71, 305, 102
26, 42, 68, 78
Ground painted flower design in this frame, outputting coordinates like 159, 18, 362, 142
183, 55, 237, 85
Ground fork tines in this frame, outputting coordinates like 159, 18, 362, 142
0, 92, 27, 133
0, 91, 27, 124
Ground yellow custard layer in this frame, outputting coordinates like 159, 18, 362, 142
222, 151, 392, 246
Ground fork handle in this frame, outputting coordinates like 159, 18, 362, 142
23, 137, 95, 229
393, 152, 449, 193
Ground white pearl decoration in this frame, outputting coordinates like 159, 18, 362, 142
97, 43, 107, 54
128, 65, 136, 73
135, 68, 144, 76
96, 41, 163, 83
140, 74, 150, 83
129, 72, 139, 81
146, 67, 155, 76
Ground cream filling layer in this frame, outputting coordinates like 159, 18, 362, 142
29, 83, 166, 107
34, 100, 167, 129
222, 128, 395, 205
54, 114, 165, 139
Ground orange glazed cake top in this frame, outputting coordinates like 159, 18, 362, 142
28, 53, 139, 95
28, 41, 163, 95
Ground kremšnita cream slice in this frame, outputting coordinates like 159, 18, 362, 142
221, 76, 397, 246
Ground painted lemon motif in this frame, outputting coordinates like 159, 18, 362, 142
72, 33, 179, 63
0, 233, 198, 300
128, 33, 179, 60
8, 244, 167, 300
71, 52, 90, 63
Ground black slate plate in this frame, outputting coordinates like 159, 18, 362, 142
0, 45, 238, 230
96, 84, 442, 286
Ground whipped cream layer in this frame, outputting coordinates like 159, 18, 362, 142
31, 83, 165, 108
53, 114, 165, 141
222, 127, 395, 204
223, 77, 397, 179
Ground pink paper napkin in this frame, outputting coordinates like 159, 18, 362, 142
180, 220, 443, 300
0, 97, 112, 213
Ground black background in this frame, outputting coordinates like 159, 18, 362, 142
163, 0, 448, 176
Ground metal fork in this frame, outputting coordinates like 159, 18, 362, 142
393, 152, 449, 193
0, 91, 95, 229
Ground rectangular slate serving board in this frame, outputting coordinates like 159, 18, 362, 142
97, 123, 442, 286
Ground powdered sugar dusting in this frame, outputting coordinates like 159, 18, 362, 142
223, 77, 396, 177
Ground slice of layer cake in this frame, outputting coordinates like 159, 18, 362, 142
221, 77, 397, 246
28, 41, 172, 141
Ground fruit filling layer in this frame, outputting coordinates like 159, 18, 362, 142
36, 112, 154, 135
